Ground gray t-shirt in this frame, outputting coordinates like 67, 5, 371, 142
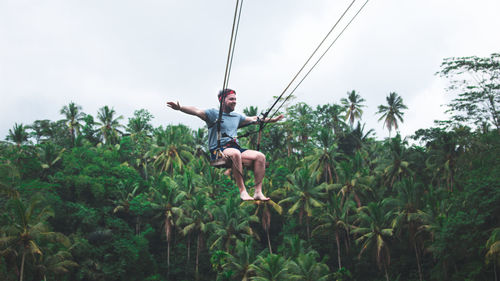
205, 108, 247, 150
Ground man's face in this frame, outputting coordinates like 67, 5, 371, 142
223, 93, 237, 112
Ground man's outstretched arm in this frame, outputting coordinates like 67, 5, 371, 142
242, 114, 284, 126
167, 101, 207, 121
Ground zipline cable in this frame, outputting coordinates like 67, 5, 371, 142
217, 0, 244, 150
262, 0, 371, 128
238, 0, 369, 141
259, 0, 356, 123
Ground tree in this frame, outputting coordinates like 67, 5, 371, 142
312, 192, 354, 270
376, 92, 408, 137
224, 239, 259, 281
250, 253, 289, 281
126, 109, 154, 137
306, 127, 342, 184
60, 102, 86, 145
0, 196, 70, 281
486, 228, 500, 281
352, 201, 395, 281
385, 179, 425, 281
279, 167, 326, 240
287, 250, 331, 281
6, 123, 29, 147
437, 53, 500, 131
96, 105, 124, 144
149, 175, 185, 269
341, 90, 366, 128
149, 125, 194, 175
178, 194, 214, 276
253, 200, 282, 254
210, 197, 258, 253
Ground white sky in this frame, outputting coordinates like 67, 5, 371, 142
1, 0, 499, 141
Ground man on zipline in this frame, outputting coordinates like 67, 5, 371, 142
167, 89, 283, 201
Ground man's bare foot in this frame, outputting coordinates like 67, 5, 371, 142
253, 192, 270, 201
240, 191, 254, 201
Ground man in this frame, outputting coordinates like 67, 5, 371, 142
167, 89, 283, 201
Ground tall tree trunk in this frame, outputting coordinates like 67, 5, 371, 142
384, 263, 389, 281
335, 231, 342, 269
413, 240, 423, 281
266, 229, 272, 254
196, 234, 201, 279
19, 251, 26, 281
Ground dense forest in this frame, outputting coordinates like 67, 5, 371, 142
1, 54, 499, 281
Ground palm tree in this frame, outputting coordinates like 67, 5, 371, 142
6, 123, 29, 147
314, 103, 346, 138
33, 250, 78, 281
341, 90, 366, 128
149, 125, 194, 175
352, 201, 395, 281
0, 162, 20, 199
250, 253, 289, 281
382, 134, 413, 191
376, 92, 408, 137
126, 108, 154, 137
210, 197, 259, 253
287, 250, 331, 281
333, 156, 374, 208
96, 105, 124, 144
253, 200, 282, 254
486, 228, 500, 281
60, 102, 86, 145
385, 179, 425, 281
312, 193, 354, 270
224, 239, 259, 281
178, 194, 214, 276
279, 167, 327, 240
305, 127, 341, 184
149, 175, 185, 269
0, 196, 70, 281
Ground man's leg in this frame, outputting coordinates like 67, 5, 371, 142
222, 148, 253, 200
241, 150, 269, 200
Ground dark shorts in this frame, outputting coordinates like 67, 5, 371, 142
210, 141, 247, 160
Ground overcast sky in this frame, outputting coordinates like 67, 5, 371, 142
1, 0, 499, 141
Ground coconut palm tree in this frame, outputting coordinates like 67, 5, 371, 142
0, 196, 70, 281
486, 227, 500, 281
96, 105, 124, 144
312, 193, 354, 270
224, 239, 260, 281
279, 167, 327, 240
6, 123, 29, 147
210, 197, 258, 253
352, 201, 395, 281
250, 253, 289, 281
376, 92, 408, 137
178, 194, 214, 276
287, 250, 331, 281
382, 134, 413, 191
33, 250, 78, 281
385, 179, 425, 281
253, 200, 282, 254
333, 156, 374, 208
149, 175, 185, 269
305, 127, 341, 184
149, 125, 194, 175
60, 102, 86, 145
341, 90, 366, 128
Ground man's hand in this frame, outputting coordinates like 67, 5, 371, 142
167, 101, 181, 111
273, 114, 284, 122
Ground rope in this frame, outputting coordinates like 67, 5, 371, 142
260, 0, 370, 135
217, 0, 244, 150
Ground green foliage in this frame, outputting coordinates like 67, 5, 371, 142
1, 56, 498, 280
